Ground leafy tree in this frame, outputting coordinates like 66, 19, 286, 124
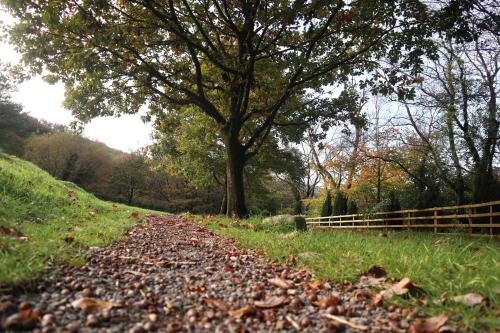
386, 191, 401, 212
347, 199, 358, 215
24, 132, 115, 195
332, 188, 348, 216
320, 190, 333, 217
0, 66, 56, 155
2, 0, 432, 217
108, 154, 147, 205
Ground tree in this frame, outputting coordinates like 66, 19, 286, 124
399, 35, 500, 203
347, 199, 358, 214
332, 188, 348, 216
108, 154, 147, 205
0, 65, 57, 155
320, 190, 332, 217
2, 0, 432, 217
24, 132, 115, 195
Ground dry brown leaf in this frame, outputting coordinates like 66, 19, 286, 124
322, 314, 368, 330
64, 234, 75, 243
372, 293, 384, 306
364, 265, 387, 278
268, 277, 292, 289
130, 211, 140, 219
89, 210, 97, 217
1, 226, 11, 235
359, 276, 387, 288
451, 293, 483, 306
315, 294, 341, 308
380, 277, 424, 299
204, 298, 230, 311
229, 305, 255, 319
123, 269, 146, 277
352, 289, 376, 301
410, 313, 448, 333
254, 296, 287, 308
71, 298, 122, 312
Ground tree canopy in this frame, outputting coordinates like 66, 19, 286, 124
2, 0, 436, 216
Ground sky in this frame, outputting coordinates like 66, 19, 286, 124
0, 10, 153, 152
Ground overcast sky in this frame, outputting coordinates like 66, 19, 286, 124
0, 9, 153, 152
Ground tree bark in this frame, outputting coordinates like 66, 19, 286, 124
224, 133, 248, 218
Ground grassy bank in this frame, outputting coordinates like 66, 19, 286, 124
0, 154, 157, 286
202, 216, 500, 331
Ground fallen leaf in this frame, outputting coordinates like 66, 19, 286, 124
452, 293, 483, 306
254, 296, 287, 308
268, 277, 292, 289
359, 276, 387, 288
64, 234, 75, 243
410, 313, 448, 333
1, 226, 11, 235
123, 269, 146, 277
89, 210, 97, 217
229, 305, 255, 319
303, 280, 324, 290
372, 293, 384, 306
364, 265, 387, 278
322, 314, 368, 330
130, 211, 140, 219
380, 277, 424, 299
218, 223, 228, 228
315, 294, 341, 308
4, 313, 38, 331
204, 298, 230, 311
285, 315, 301, 331
71, 298, 122, 312
352, 289, 376, 301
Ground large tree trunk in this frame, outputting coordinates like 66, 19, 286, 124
225, 134, 248, 218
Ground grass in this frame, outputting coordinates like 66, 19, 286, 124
0, 154, 158, 286
201, 215, 500, 332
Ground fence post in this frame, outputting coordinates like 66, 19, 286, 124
490, 204, 493, 237
467, 208, 472, 234
433, 209, 438, 234
408, 211, 411, 232
352, 214, 355, 227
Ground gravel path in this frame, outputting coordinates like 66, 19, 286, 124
1, 215, 417, 332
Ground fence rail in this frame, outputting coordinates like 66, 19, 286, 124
305, 200, 500, 236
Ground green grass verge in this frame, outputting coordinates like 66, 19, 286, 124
0, 154, 159, 286
201, 215, 500, 332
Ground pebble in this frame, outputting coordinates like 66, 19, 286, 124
86, 314, 99, 326
0, 215, 411, 332
129, 323, 146, 333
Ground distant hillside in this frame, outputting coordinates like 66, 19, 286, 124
0, 154, 153, 285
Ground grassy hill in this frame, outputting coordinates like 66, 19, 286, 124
0, 154, 156, 286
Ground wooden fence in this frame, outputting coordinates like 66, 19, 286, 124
305, 200, 500, 236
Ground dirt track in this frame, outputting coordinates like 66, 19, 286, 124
1, 215, 418, 332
